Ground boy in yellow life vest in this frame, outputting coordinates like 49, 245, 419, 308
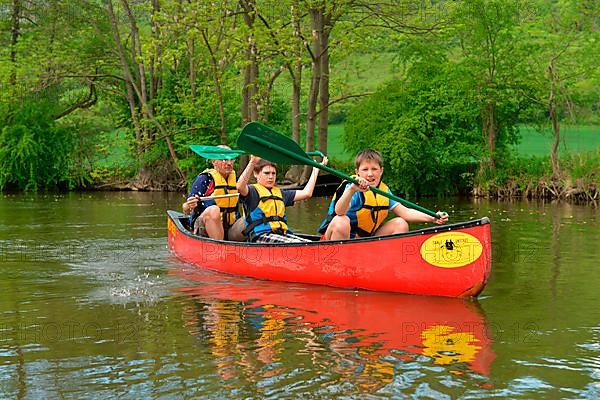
319, 149, 448, 240
182, 145, 245, 241
237, 155, 328, 243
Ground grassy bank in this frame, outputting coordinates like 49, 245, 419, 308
328, 123, 600, 159
488, 150, 599, 201
328, 123, 600, 201
514, 125, 600, 156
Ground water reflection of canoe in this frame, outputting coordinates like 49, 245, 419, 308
167, 210, 491, 297
174, 268, 495, 376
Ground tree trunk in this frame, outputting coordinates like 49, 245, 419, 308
248, 47, 259, 122
301, 7, 326, 181
126, 81, 142, 144
291, 66, 302, 144
290, 0, 303, 145
9, 0, 21, 89
241, 58, 250, 126
548, 62, 561, 179
119, 0, 150, 130
107, 0, 184, 182
284, 0, 305, 184
201, 29, 228, 144
306, 7, 323, 154
317, 24, 330, 154
300, 8, 325, 181
481, 102, 497, 172
262, 66, 284, 122
240, 0, 259, 124
285, 65, 304, 183
149, 0, 161, 108
107, 0, 143, 146
241, 40, 260, 124
188, 39, 197, 99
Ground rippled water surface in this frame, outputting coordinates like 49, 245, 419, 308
1, 192, 599, 399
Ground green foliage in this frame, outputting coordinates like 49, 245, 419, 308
344, 46, 482, 197
91, 127, 136, 182
0, 0, 597, 195
151, 72, 239, 175
561, 151, 600, 182
0, 97, 75, 191
510, 0, 600, 158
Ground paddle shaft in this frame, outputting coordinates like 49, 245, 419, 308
246, 134, 441, 219
196, 193, 239, 201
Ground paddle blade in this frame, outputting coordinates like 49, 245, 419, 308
237, 122, 311, 165
189, 145, 244, 160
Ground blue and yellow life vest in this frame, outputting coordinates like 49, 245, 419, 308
203, 168, 238, 228
318, 180, 390, 237
245, 184, 289, 241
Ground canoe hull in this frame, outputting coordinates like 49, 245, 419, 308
167, 210, 491, 297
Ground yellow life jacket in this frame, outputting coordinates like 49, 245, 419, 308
318, 178, 390, 237
354, 182, 390, 236
245, 184, 288, 240
203, 168, 238, 227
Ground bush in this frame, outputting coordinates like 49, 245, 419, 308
0, 97, 75, 191
344, 62, 483, 197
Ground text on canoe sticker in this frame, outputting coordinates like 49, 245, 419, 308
420, 232, 483, 268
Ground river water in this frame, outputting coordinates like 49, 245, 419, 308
0, 192, 598, 399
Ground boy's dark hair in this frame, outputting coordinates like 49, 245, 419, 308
253, 159, 277, 174
355, 149, 383, 169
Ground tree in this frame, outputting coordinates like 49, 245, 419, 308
0, 0, 117, 190
106, 0, 183, 183
345, 40, 482, 197
519, 0, 600, 180
453, 0, 524, 181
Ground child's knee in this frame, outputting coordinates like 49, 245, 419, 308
392, 217, 409, 233
328, 216, 351, 234
202, 205, 221, 221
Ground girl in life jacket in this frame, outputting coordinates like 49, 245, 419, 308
237, 155, 328, 244
319, 149, 448, 240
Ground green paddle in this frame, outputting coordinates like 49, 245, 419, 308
190, 144, 324, 160
189, 145, 245, 160
237, 121, 441, 219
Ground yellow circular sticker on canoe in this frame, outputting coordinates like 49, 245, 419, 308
420, 232, 483, 268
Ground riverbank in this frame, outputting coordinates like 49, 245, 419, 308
4, 150, 598, 205
475, 150, 600, 203
476, 178, 598, 203
91, 172, 598, 205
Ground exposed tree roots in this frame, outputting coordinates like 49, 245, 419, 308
475, 177, 598, 204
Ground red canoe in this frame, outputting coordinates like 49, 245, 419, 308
173, 268, 495, 376
167, 210, 492, 297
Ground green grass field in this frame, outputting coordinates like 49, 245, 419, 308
274, 52, 399, 99
514, 125, 600, 156
327, 123, 600, 160
327, 124, 352, 161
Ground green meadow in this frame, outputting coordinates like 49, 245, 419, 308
326, 124, 353, 161
327, 123, 600, 160
514, 125, 600, 156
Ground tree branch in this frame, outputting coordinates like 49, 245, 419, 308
51, 83, 98, 120
315, 92, 374, 116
